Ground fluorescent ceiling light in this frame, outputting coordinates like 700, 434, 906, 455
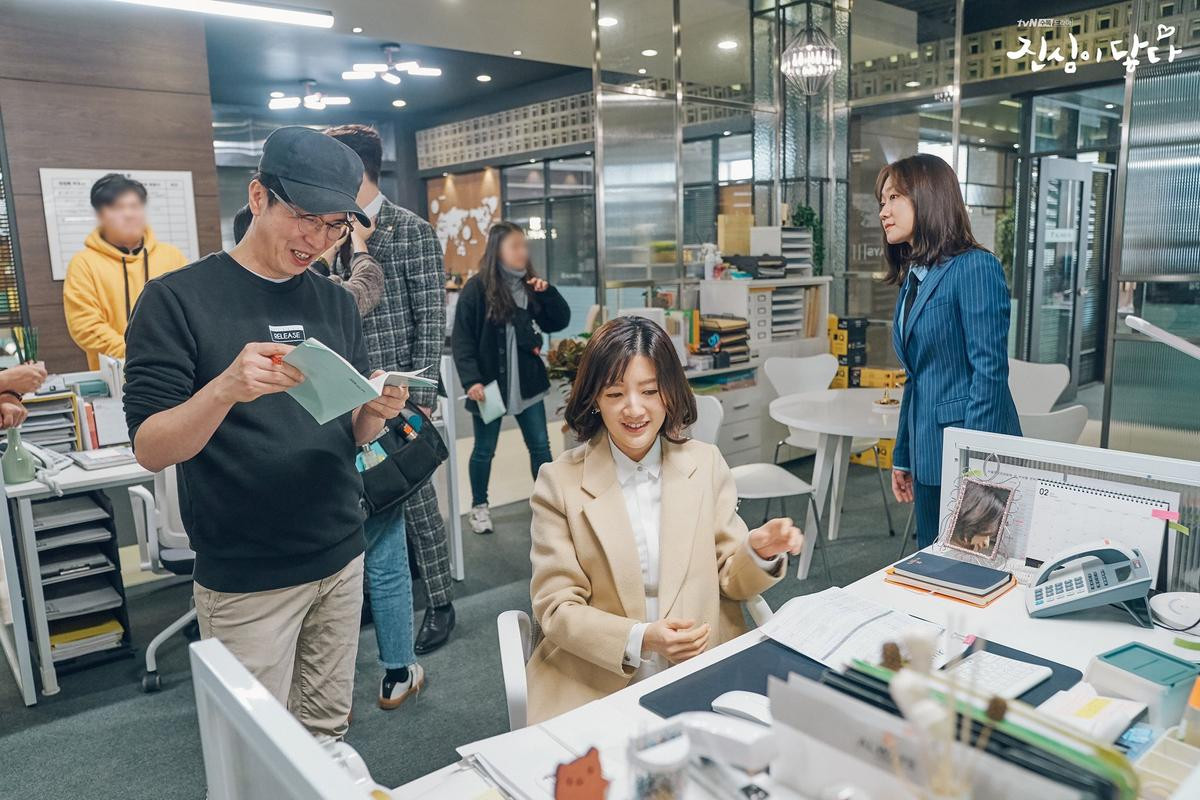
353, 63, 388, 72
717, 40, 737, 50
392, 99, 407, 108
905, 80, 921, 88
410, 66, 441, 77
322, 96, 350, 105
598, 16, 617, 27
351, 26, 362, 33
269, 90, 285, 98
342, 70, 375, 80
109, 0, 334, 28
476, 74, 492, 82
637, 68, 646, 74
380, 72, 402, 85
268, 96, 301, 110
641, 49, 657, 57
999, 99, 1021, 108
394, 61, 420, 73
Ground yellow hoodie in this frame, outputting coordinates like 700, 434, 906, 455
63, 226, 189, 369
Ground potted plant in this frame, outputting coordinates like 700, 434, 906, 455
546, 336, 590, 452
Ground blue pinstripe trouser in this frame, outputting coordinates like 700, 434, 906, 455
914, 481, 942, 549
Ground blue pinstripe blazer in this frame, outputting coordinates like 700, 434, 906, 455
891, 248, 1021, 486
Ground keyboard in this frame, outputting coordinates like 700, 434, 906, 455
942, 649, 1053, 699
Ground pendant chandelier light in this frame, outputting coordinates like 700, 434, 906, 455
780, 20, 842, 95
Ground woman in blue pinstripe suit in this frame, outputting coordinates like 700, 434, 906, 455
877, 154, 1021, 548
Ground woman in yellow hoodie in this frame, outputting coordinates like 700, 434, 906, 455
62, 174, 189, 369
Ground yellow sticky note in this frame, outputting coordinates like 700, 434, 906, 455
1169, 521, 1190, 536
1074, 697, 1111, 719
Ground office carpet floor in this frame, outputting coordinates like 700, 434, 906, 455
0, 457, 912, 799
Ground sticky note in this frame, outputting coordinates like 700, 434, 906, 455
1074, 697, 1112, 719
1168, 521, 1190, 536
1152, 509, 1181, 522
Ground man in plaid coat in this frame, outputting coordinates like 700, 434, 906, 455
327, 126, 456, 693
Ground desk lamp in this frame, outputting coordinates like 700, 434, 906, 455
1126, 316, 1200, 648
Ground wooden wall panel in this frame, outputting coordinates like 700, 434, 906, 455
0, 0, 219, 372
426, 168, 500, 277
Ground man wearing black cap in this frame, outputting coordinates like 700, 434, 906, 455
123, 127, 407, 739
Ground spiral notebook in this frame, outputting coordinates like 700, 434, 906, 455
1028, 479, 1172, 588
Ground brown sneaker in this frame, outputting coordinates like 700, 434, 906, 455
378, 663, 425, 710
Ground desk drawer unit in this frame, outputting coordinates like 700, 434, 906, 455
716, 388, 760, 424
717, 417, 761, 454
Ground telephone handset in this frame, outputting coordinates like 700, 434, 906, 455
22, 441, 73, 477
1025, 540, 1153, 628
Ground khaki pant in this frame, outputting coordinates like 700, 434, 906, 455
194, 554, 364, 739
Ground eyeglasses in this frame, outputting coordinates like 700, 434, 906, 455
270, 189, 353, 242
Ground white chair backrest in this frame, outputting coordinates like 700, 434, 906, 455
155, 465, 190, 550
1019, 404, 1089, 444
763, 355, 839, 449
691, 395, 725, 445
762, 354, 838, 399
1008, 359, 1070, 415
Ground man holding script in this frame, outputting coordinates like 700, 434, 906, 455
123, 127, 405, 739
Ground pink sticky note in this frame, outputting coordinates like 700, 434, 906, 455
1153, 509, 1180, 522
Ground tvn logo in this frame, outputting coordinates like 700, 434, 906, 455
268, 324, 306, 346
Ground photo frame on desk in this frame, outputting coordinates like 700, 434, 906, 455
941, 477, 1014, 561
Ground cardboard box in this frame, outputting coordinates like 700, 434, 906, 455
827, 314, 839, 335
833, 366, 861, 388
837, 316, 869, 332
837, 350, 867, 367
858, 367, 906, 388
830, 337, 866, 357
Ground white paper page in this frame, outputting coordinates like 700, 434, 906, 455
764, 588, 892, 661
367, 367, 438, 393
478, 380, 506, 424
457, 725, 570, 799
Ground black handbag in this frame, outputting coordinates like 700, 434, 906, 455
359, 402, 449, 516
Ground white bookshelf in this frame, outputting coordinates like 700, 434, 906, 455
749, 226, 815, 276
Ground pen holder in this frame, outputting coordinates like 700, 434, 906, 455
628, 726, 689, 800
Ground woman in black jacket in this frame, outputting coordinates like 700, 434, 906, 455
452, 221, 571, 535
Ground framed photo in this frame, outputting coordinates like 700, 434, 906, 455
944, 477, 1014, 560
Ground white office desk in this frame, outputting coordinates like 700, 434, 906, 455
0, 461, 152, 704
394, 559, 1188, 798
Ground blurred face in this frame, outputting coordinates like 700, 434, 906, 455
96, 191, 147, 246
245, 180, 351, 279
878, 176, 915, 246
597, 354, 667, 462
498, 230, 529, 271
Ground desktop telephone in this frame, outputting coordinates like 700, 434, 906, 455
22, 442, 73, 477
1025, 541, 1153, 628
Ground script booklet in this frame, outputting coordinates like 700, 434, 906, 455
282, 338, 437, 425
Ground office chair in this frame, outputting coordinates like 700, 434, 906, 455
762, 355, 896, 537
1019, 404, 1089, 444
128, 465, 196, 692
496, 596, 774, 731
1007, 358, 1070, 415
694, 394, 832, 585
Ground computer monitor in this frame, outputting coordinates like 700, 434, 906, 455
189, 639, 376, 799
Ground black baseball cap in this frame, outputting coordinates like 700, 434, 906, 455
258, 126, 369, 226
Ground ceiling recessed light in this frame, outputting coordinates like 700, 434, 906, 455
342, 70, 375, 80
905, 80, 921, 88
512, 49, 522, 56
637, 68, 647, 74
598, 16, 618, 27
476, 74, 492, 82
380, 72, 402, 85
442, 172, 449, 177
1105, 103, 1115, 109
353, 63, 389, 73
268, 97, 301, 110
322, 96, 351, 105
722, 130, 731, 136
641, 49, 657, 57
392, 99, 407, 108
351, 26, 363, 33
585, 150, 591, 155
977, 137, 986, 143
269, 91, 285, 98
410, 66, 442, 77
529, 158, 537, 163
717, 40, 738, 50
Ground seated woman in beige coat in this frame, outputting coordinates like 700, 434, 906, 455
527, 315, 803, 723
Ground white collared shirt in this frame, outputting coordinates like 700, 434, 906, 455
611, 436, 783, 682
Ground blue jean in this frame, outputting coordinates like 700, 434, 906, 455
914, 481, 942, 550
363, 504, 415, 670
469, 399, 552, 507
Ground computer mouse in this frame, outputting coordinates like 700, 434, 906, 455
711, 689, 773, 726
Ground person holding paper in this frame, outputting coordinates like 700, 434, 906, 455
123, 127, 406, 740
526, 316, 802, 723
63, 173, 188, 369
452, 221, 571, 535
878, 154, 1021, 548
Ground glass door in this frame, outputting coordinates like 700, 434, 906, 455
1029, 157, 1110, 399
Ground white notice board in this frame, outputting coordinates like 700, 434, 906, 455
39, 168, 200, 281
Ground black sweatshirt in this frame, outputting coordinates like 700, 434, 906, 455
124, 252, 369, 593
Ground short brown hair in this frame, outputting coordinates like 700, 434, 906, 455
324, 124, 382, 184
875, 153, 982, 285
564, 316, 697, 443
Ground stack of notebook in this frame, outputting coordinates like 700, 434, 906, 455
48, 613, 124, 662
699, 314, 750, 365
885, 552, 1015, 606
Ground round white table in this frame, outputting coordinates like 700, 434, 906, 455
770, 387, 905, 579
